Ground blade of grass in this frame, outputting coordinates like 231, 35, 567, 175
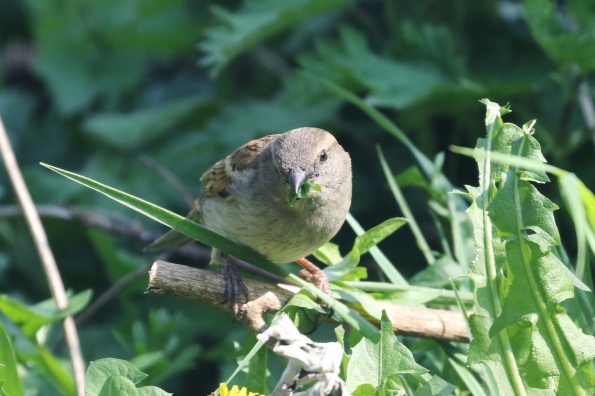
40, 163, 288, 278
377, 146, 435, 265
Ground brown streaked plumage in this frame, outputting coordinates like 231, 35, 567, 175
146, 127, 352, 311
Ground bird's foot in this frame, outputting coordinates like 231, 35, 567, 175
218, 262, 249, 316
296, 257, 330, 295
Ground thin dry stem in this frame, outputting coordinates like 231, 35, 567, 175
0, 118, 85, 395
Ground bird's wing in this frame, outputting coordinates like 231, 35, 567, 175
200, 134, 281, 197
145, 134, 281, 252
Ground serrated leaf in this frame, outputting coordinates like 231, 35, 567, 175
464, 99, 595, 395
346, 311, 427, 391
299, 26, 449, 109
200, 0, 350, 75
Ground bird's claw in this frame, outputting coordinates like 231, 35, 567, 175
218, 263, 249, 316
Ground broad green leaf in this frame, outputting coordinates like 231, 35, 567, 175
40, 163, 288, 278
312, 242, 343, 266
0, 290, 92, 339
97, 376, 139, 396
0, 321, 24, 396
137, 386, 172, 396
346, 311, 426, 391
19, 345, 75, 395
86, 359, 148, 396
395, 166, 430, 190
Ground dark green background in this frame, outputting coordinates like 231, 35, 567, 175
1, 0, 594, 393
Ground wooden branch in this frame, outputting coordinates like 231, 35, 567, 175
147, 261, 470, 342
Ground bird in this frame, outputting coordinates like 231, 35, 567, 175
146, 127, 352, 313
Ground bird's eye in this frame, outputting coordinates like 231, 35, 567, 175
319, 149, 328, 162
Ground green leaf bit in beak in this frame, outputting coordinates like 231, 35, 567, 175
286, 179, 321, 207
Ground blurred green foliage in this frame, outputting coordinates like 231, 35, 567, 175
1, 0, 595, 394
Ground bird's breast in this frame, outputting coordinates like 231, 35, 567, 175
199, 184, 347, 263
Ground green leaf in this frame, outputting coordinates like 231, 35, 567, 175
40, 163, 288, 278
332, 282, 382, 320
97, 376, 139, 396
0, 321, 24, 396
313, 242, 343, 266
29, 0, 200, 114
413, 375, 456, 396
288, 274, 379, 340
395, 166, 430, 190
346, 214, 407, 286
137, 386, 172, 396
354, 218, 408, 255
523, 0, 595, 72
244, 347, 268, 394
447, 358, 486, 396
86, 358, 148, 396
324, 250, 360, 281
299, 26, 450, 109
325, 217, 406, 282
286, 179, 320, 207
0, 290, 92, 339
346, 310, 427, 391
199, 0, 351, 75
465, 99, 595, 395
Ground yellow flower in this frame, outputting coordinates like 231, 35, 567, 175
210, 383, 263, 396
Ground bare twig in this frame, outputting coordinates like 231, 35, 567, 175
75, 265, 149, 327
147, 261, 470, 342
0, 204, 155, 242
0, 118, 85, 395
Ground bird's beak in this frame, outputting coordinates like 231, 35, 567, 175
288, 165, 307, 195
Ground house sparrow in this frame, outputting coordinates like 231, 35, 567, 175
147, 127, 352, 312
